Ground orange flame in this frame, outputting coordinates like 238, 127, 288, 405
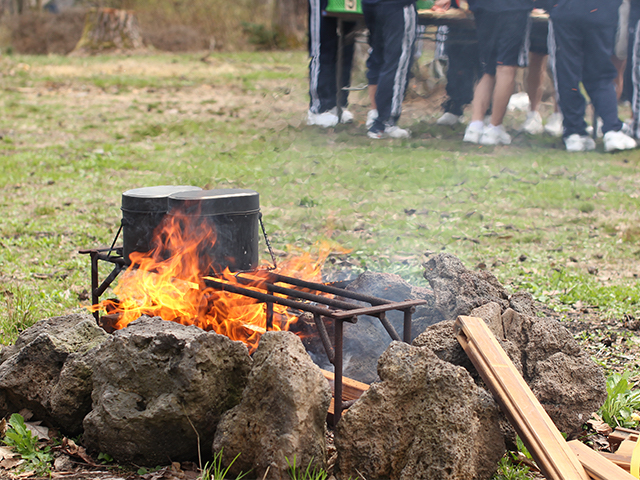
92, 212, 346, 353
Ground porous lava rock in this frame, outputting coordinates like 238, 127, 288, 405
423, 253, 510, 319
413, 298, 607, 437
212, 331, 331, 480
336, 341, 505, 480
0, 313, 109, 435
83, 316, 251, 465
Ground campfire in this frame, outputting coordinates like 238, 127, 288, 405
95, 207, 334, 353
81, 185, 426, 422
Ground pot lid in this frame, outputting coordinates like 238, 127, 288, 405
122, 185, 203, 212
168, 189, 260, 216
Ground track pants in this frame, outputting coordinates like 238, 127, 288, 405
549, 17, 622, 137
629, 1, 640, 137
308, 0, 356, 114
363, 1, 417, 128
443, 25, 480, 116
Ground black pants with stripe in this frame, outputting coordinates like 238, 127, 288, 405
363, 1, 417, 129
308, 0, 356, 114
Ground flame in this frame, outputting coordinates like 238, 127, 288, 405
92, 211, 346, 353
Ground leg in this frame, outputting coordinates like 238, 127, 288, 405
470, 73, 495, 122
632, 18, 640, 137
443, 25, 478, 116
368, 84, 378, 111
372, 3, 417, 127
612, 56, 627, 101
549, 18, 588, 138
526, 52, 547, 112
582, 22, 622, 135
308, 0, 339, 114
490, 65, 517, 127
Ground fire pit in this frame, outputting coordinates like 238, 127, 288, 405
79, 185, 427, 423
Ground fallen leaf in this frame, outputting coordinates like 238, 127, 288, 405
25, 421, 49, 440
0, 446, 16, 461
1, 457, 23, 469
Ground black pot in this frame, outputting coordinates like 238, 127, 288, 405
167, 189, 260, 274
121, 185, 203, 264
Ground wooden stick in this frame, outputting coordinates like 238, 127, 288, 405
454, 316, 590, 480
568, 440, 637, 480
599, 452, 631, 472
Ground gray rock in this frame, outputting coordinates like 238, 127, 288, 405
213, 331, 331, 480
501, 308, 606, 435
460, 303, 605, 437
336, 341, 505, 480
0, 313, 109, 434
423, 253, 510, 319
83, 316, 251, 465
0, 313, 101, 363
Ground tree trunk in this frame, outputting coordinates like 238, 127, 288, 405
73, 8, 144, 54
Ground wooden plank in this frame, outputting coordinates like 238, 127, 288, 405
610, 428, 640, 448
568, 440, 637, 480
321, 369, 370, 402
617, 438, 637, 458
599, 452, 631, 472
322, 370, 370, 424
454, 316, 590, 480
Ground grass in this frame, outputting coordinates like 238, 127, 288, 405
0, 50, 639, 345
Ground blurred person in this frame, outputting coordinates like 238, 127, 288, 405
463, 0, 534, 146
519, 14, 563, 136
363, 0, 417, 138
432, 0, 481, 126
307, 0, 357, 128
548, 0, 637, 152
613, 0, 631, 101
628, 0, 640, 137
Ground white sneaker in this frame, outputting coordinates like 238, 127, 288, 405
463, 122, 484, 143
307, 109, 339, 128
564, 134, 596, 152
366, 109, 378, 128
480, 124, 511, 145
385, 125, 411, 138
544, 112, 564, 137
437, 112, 463, 126
367, 124, 411, 139
521, 111, 544, 135
603, 130, 637, 152
339, 108, 354, 124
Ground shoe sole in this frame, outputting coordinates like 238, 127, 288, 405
605, 144, 636, 152
463, 132, 482, 143
479, 137, 511, 146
